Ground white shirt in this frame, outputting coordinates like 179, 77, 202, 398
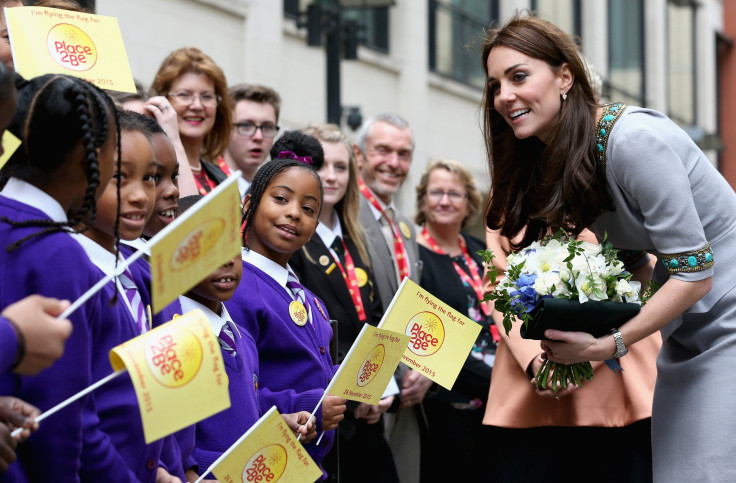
1, 177, 68, 222
315, 212, 343, 249
71, 233, 143, 330
237, 177, 251, 201
179, 295, 241, 339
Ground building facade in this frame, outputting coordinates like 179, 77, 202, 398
96, 0, 727, 222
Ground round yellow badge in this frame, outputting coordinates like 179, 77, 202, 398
355, 268, 368, 287
399, 221, 412, 239
289, 301, 308, 326
319, 255, 330, 266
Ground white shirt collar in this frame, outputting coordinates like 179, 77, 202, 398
179, 296, 241, 338
237, 177, 251, 201
71, 233, 125, 276
316, 213, 343, 248
123, 238, 151, 256
241, 247, 294, 289
71, 233, 144, 326
1, 177, 68, 222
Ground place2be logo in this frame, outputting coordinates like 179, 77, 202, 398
171, 218, 225, 271
405, 312, 445, 357
46, 23, 97, 71
242, 444, 287, 482
145, 326, 203, 388
357, 344, 385, 387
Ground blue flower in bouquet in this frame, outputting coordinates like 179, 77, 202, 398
510, 273, 540, 314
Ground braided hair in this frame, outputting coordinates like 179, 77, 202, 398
241, 157, 323, 246
1, 74, 120, 252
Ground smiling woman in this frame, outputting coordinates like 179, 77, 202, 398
480, 13, 736, 482
150, 47, 233, 196
412, 159, 498, 481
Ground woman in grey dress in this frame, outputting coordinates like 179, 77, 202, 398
481, 13, 736, 482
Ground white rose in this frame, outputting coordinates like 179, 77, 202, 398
575, 274, 608, 303
533, 272, 564, 297
623, 280, 642, 305
579, 241, 602, 257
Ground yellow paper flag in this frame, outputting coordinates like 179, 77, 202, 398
328, 325, 409, 405
205, 406, 322, 483
0, 131, 21, 170
379, 279, 482, 390
109, 309, 230, 443
149, 174, 241, 313
6, 7, 136, 92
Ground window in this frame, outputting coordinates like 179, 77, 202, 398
428, 0, 498, 89
284, 0, 389, 53
667, 0, 696, 125
531, 0, 581, 38
606, 0, 645, 105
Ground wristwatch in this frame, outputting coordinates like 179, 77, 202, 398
610, 328, 628, 358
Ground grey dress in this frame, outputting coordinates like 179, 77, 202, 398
589, 104, 736, 482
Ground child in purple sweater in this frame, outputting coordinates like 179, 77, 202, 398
0, 74, 119, 481
176, 194, 315, 480
225, 143, 347, 480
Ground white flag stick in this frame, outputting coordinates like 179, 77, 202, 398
13, 173, 245, 439
194, 406, 277, 483
11, 368, 127, 438
299, 324, 371, 442
376, 277, 408, 329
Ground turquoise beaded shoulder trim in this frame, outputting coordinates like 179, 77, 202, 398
595, 102, 627, 171
660, 243, 714, 274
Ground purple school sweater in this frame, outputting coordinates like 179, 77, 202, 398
225, 260, 337, 475
74, 236, 179, 483
0, 317, 19, 374
120, 243, 189, 480
0, 196, 127, 482
179, 299, 262, 473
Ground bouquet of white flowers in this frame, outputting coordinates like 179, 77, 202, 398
483, 231, 648, 390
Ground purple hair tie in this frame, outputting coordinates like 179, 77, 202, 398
277, 151, 313, 165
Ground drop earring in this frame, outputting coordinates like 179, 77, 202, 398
561, 91, 568, 101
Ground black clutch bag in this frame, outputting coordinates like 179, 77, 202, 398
520, 298, 641, 340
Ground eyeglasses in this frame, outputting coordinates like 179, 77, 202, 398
426, 189, 467, 203
234, 122, 280, 138
167, 91, 222, 107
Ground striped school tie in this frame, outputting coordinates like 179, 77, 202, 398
118, 268, 146, 334
286, 272, 311, 325
218, 323, 237, 357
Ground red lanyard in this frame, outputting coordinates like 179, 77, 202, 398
358, 179, 410, 281
193, 168, 217, 196
215, 156, 232, 176
330, 238, 367, 322
422, 226, 500, 343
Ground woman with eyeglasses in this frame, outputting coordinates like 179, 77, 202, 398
150, 47, 233, 195
414, 159, 498, 481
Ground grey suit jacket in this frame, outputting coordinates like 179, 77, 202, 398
358, 196, 421, 313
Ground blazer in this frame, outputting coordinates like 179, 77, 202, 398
290, 233, 401, 481
358, 196, 421, 313
202, 160, 228, 186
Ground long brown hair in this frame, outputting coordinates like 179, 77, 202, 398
481, 14, 613, 251
301, 124, 371, 269
150, 47, 233, 162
